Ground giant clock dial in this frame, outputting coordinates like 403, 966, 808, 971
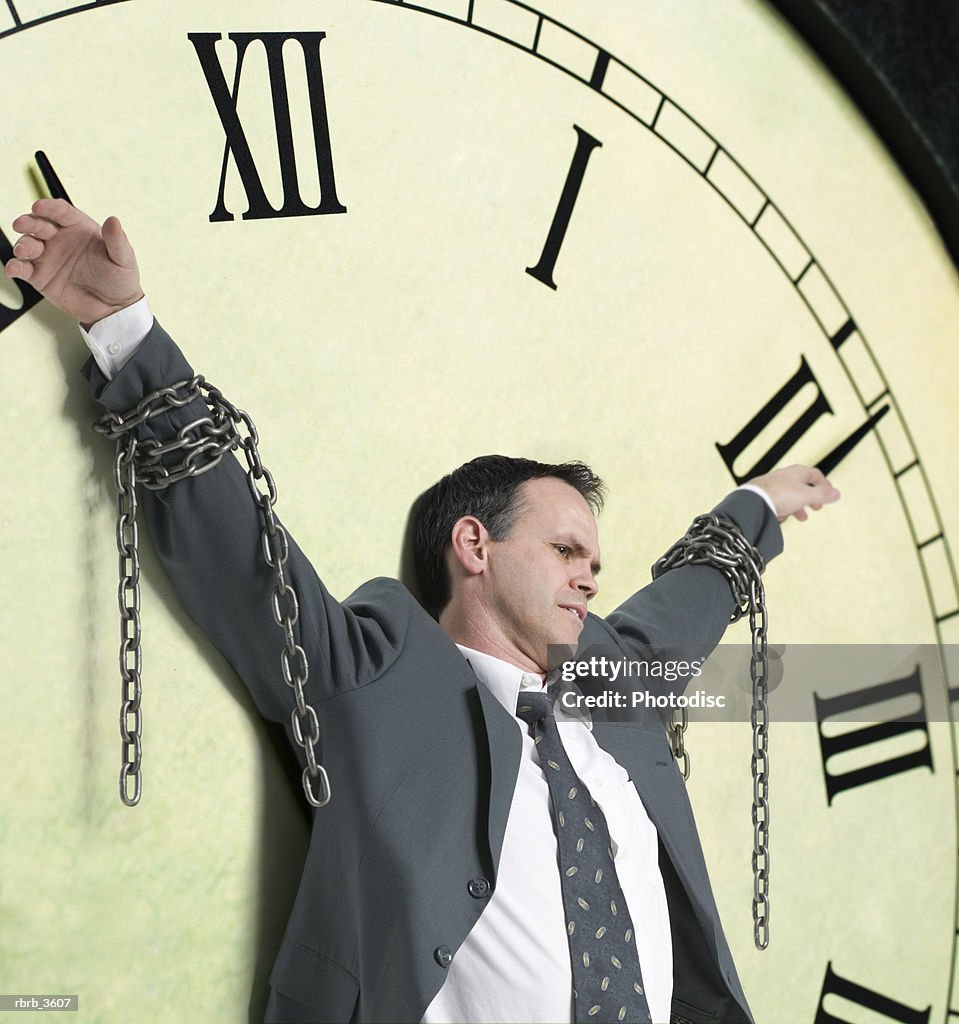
2, 2, 957, 1022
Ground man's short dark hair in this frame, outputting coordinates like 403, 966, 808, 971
412, 455, 605, 620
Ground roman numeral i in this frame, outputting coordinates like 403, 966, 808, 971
526, 125, 603, 290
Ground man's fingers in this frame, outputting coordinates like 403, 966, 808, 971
796, 464, 840, 503
818, 482, 841, 502
12, 235, 44, 259
794, 464, 827, 487
31, 197, 79, 226
760, 464, 841, 523
4, 257, 34, 281
102, 216, 135, 267
11, 214, 59, 240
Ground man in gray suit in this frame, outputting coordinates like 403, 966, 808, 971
6, 200, 839, 1024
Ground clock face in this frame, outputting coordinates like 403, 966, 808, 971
2, 1, 957, 1021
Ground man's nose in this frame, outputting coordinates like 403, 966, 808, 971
575, 567, 598, 600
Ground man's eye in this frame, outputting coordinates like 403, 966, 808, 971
555, 545, 571, 557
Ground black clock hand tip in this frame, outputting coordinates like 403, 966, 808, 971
815, 403, 891, 477
34, 150, 73, 205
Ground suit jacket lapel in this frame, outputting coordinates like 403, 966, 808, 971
475, 680, 523, 880
590, 722, 727, 962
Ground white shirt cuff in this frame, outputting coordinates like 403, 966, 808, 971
735, 483, 777, 516
79, 296, 154, 380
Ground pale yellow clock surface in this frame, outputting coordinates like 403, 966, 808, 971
1, 1, 957, 1021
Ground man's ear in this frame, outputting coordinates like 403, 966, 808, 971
448, 516, 490, 577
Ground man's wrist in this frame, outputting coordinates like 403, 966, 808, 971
734, 483, 777, 517
79, 291, 145, 332
79, 294, 154, 380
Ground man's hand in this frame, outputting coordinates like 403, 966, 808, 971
4, 198, 143, 327
747, 464, 841, 523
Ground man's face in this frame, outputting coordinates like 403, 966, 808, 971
482, 477, 601, 672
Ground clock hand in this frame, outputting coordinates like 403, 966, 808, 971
34, 150, 73, 204
816, 403, 891, 477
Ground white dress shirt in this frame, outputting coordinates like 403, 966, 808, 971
421, 647, 673, 1023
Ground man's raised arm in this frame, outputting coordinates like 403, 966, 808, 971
599, 465, 841, 675
5, 200, 410, 730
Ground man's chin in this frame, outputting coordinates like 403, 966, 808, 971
557, 608, 585, 635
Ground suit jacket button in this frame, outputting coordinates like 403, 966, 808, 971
434, 946, 453, 968
467, 877, 491, 898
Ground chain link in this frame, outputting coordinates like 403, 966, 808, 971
651, 512, 770, 950
94, 376, 331, 810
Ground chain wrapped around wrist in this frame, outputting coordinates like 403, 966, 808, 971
651, 511, 770, 950
93, 375, 331, 811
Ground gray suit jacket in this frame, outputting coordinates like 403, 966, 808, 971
84, 322, 783, 1024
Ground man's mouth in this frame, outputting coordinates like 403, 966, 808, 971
560, 604, 586, 623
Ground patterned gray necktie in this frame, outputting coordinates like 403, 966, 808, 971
516, 684, 653, 1024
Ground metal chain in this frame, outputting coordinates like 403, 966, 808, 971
115, 434, 142, 806
651, 512, 770, 950
94, 376, 331, 810
667, 702, 689, 782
